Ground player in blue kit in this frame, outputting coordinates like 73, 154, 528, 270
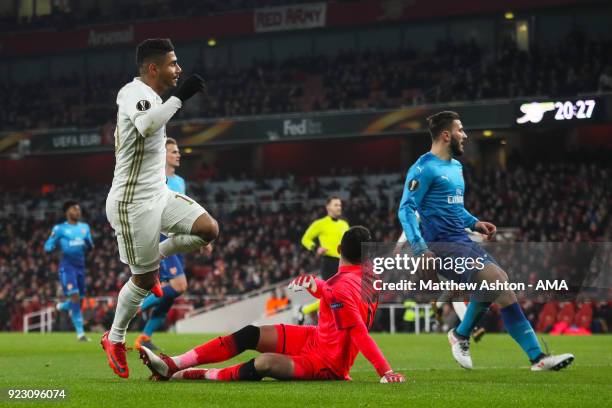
44, 201, 93, 342
398, 111, 573, 371
135, 138, 210, 350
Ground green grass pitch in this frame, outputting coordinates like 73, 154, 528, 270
1, 332, 610, 407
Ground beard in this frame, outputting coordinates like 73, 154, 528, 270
450, 137, 463, 157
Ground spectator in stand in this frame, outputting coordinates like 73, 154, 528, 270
2, 160, 610, 332
2, 32, 610, 132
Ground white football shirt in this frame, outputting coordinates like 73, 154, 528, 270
108, 77, 168, 203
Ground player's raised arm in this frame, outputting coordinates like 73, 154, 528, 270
43, 225, 60, 252
288, 274, 326, 298
398, 164, 433, 255
120, 75, 203, 138
120, 39, 205, 138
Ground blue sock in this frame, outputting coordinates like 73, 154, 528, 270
161, 285, 180, 298
143, 296, 175, 337
141, 285, 181, 311
58, 301, 71, 311
69, 300, 85, 337
456, 301, 491, 338
141, 293, 162, 311
501, 302, 543, 362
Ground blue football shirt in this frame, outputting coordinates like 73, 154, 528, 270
398, 152, 478, 254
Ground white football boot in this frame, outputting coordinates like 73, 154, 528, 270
531, 353, 574, 371
448, 329, 473, 369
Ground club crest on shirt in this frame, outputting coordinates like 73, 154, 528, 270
408, 179, 419, 191
136, 100, 151, 111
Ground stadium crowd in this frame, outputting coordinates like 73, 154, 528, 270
2, 32, 611, 132
0, 159, 610, 332
0, 0, 319, 32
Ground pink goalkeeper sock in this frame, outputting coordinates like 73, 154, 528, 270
173, 350, 199, 369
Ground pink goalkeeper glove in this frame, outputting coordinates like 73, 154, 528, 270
380, 370, 406, 384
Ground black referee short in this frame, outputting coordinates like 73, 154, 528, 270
320, 256, 340, 280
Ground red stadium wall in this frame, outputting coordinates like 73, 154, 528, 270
0, 0, 598, 57
0, 153, 114, 188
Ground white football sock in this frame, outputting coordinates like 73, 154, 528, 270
452, 302, 467, 321
159, 234, 207, 257
109, 279, 149, 343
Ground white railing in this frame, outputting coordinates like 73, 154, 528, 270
379, 303, 432, 334
23, 307, 54, 333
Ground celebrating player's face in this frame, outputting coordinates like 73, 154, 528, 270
450, 119, 467, 157
158, 51, 182, 91
166, 143, 180, 168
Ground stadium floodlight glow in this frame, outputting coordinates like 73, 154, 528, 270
184, 147, 193, 154
505, 11, 514, 20
483, 130, 493, 137
207, 38, 217, 47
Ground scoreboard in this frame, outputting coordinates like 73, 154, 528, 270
515, 97, 605, 126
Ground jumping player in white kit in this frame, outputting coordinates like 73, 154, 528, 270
102, 38, 219, 378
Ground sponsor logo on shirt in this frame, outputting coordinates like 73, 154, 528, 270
447, 189, 464, 204
69, 238, 85, 247
331, 302, 344, 309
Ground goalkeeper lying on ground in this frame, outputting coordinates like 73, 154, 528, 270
139, 226, 405, 383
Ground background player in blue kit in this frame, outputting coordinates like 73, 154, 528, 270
398, 111, 574, 371
135, 138, 211, 350
44, 201, 93, 342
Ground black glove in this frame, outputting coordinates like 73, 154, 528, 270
173, 74, 206, 103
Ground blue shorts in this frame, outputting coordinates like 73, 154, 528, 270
160, 254, 185, 282
59, 262, 86, 297
428, 240, 497, 283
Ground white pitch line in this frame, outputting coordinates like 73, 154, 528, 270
350, 363, 612, 372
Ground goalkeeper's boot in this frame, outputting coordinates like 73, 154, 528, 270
448, 329, 473, 369
101, 331, 129, 378
531, 353, 574, 371
139, 345, 179, 381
